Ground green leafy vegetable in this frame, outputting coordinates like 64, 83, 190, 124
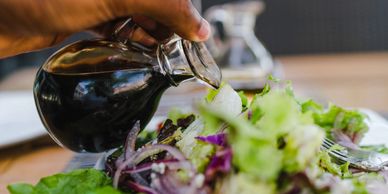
361, 144, 388, 154
351, 179, 369, 194
218, 173, 275, 194
167, 107, 193, 125
318, 151, 352, 178
200, 85, 323, 182
199, 80, 375, 193
7, 169, 121, 194
238, 91, 249, 109
302, 101, 368, 143
135, 130, 156, 149
8, 184, 34, 194
205, 82, 226, 103
268, 75, 281, 83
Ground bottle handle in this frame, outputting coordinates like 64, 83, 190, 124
111, 18, 139, 45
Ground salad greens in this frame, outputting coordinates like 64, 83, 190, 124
9, 78, 388, 194
8, 169, 121, 194
302, 100, 368, 143
199, 82, 325, 193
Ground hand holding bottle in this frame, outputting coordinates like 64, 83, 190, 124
0, 0, 211, 58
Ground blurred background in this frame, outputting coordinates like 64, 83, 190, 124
2, 0, 388, 80
205, 0, 388, 54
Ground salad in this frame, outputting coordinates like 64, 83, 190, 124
8, 79, 388, 194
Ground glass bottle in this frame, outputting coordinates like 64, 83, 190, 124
33, 22, 221, 153
205, 0, 274, 90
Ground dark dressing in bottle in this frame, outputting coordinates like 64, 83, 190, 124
34, 38, 221, 153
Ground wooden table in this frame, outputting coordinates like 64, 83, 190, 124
0, 138, 72, 193
280, 52, 388, 112
1, 52, 388, 193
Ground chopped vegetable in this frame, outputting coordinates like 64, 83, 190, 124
195, 133, 227, 147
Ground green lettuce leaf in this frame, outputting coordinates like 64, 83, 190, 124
8, 184, 34, 194
7, 169, 121, 194
361, 144, 388, 154
318, 151, 352, 178
217, 173, 275, 194
177, 84, 243, 171
205, 82, 226, 102
302, 101, 368, 143
176, 119, 215, 172
200, 88, 323, 181
351, 179, 369, 194
167, 107, 193, 125
238, 91, 249, 109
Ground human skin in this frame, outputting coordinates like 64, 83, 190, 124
0, 0, 210, 58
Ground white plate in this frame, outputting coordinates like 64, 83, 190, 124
360, 108, 388, 146
0, 91, 47, 149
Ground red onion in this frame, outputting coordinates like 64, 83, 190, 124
124, 121, 141, 159
113, 144, 192, 188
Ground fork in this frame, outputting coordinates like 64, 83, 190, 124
321, 138, 388, 171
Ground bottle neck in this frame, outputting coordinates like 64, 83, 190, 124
157, 37, 195, 86
157, 37, 221, 88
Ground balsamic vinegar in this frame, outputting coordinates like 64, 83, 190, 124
34, 63, 171, 152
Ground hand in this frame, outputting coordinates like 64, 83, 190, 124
0, 0, 210, 58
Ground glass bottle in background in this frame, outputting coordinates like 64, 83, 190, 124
205, 0, 275, 90
192, 0, 202, 13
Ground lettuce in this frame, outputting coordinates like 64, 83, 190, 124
247, 90, 323, 175
361, 144, 388, 154
302, 101, 368, 143
216, 173, 275, 194
200, 85, 323, 182
177, 84, 243, 172
205, 82, 226, 103
7, 169, 121, 194
176, 118, 215, 172
167, 107, 193, 125
238, 91, 249, 109
318, 151, 352, 178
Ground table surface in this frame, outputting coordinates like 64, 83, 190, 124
1, 51, 388, 193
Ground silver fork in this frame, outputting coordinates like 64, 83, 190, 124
321, 138, 388, 171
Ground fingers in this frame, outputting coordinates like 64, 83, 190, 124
92, 19, 158, 47
0, 0, 209, 41
132, 15, 157, 31
132, 15, 173, 41
148, 0, 211, 41
0, 0, 210, 58
117, 0, 211, 42
127, 26, 157, 46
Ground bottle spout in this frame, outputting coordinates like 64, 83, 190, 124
158, 36, 222, 88
182, 41, 222, 88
